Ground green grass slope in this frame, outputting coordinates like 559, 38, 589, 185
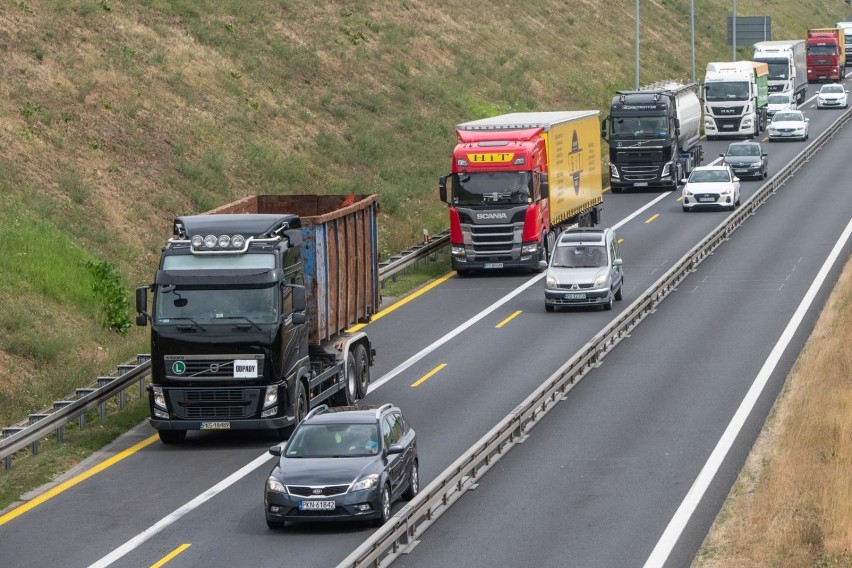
0, 0, 847, 423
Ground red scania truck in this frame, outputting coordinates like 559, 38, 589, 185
439, 111, 603, 276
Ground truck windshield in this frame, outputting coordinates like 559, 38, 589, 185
155, 283, 278, 324
609, 115, 668, 139
808, 45, 836, 56
753, 59, 788, 80
703, 82, 749, 101
452, 172, 531, 206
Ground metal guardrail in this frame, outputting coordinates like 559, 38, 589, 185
0, 355, 151, 469
336, 111, 852, 567
0, 232, 451, 470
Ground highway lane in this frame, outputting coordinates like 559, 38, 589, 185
0, 83, 845, 568
394, 114, 852, 567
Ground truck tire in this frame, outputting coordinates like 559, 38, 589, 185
158, 430, 186, 444
331, 351, 357, 406
353, 343, 371, 399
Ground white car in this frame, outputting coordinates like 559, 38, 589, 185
681, 165, 741, 212
767, 111, 809, 142
816, 83, 849, 109
766, 92, 797, 118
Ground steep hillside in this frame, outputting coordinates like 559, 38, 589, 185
0, 0, 847, 422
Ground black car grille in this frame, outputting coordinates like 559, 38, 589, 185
555, 282, 596, 290
288, 485, 350, 497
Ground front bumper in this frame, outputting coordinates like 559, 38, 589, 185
265, 488, 382, 524
451, 249, 545, 272
149, 415, 293, 431
682, 193, 736, 209
544, 286, 610, 307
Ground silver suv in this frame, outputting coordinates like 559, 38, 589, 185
544, 228, 624, 311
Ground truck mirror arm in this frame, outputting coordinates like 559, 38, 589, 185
135, 286, 151, 327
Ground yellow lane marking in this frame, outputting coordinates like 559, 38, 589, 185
151, 544, 191, 568
645, 213, 660, 224
676, 196, 683, 202
617, 238, 624, 245
411, 364, 447, 388
0, 434, 160, 526
347, 271, 456, 332
495, 310, 522, 329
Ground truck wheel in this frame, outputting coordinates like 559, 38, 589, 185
353, 343, 371, 399
293, 380, 308, 424
331, 352, 356, 406
158, 430, 186, 444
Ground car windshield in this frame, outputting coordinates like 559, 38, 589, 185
726, 145, 760, 157
689, 169, 731, 183
773, 112, 802, 122
285, 423, 380, 458
551, 245, 607, 268
767, 94, 792, 104
821, 85, 844, 93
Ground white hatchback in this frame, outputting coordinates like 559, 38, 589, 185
816, 83, 849, 109
681, 165, 741, 212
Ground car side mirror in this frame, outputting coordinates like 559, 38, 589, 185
269, 445, 283, 457
680, 179, 688, 185
733, 177, 740, 182
762, 153, 768, 157
613, 258, 624, 267
719, 153, 725, 158
387, 444, 404, 455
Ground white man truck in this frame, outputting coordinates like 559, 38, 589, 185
703, 61, 769, 140
753, 40, 808, 104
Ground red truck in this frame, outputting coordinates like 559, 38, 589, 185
807, 28, 846, 82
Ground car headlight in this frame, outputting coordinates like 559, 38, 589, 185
718, 187, 732, 195
546, 274, 557, 287
594, 274, 607, 287
682, 186, 693, 197
266, 476, 287, 494
350, 473, 380, 492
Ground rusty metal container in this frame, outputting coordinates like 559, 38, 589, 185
207, 194, 380, 346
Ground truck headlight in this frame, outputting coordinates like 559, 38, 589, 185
264, 385, 278, 408
609, 164, 619, 179
661, 163, 671, 178
152, 386, 166, 410
351, 474, 380, 492
451, 246, 466, 258
521, 242, 538, 255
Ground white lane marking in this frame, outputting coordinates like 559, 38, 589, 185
87, 452, 273, 568
366, 191, 672, 394
83, 191, 677, 567
643, 216, 852, 568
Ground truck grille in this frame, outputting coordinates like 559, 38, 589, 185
164, 355, 264, 380
620, 164, 661, 181
709, 105, 744, 116
166, 387, 261, 419
714, 117, 743, 131
768, 85, 783, 93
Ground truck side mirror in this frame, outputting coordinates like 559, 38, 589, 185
540, 173, 549, 200
289, 284, 307, 325
135, 286, 149, 326
600, 117, 608, 139
438, 175, 448, 203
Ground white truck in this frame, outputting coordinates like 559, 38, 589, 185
837, 22, 852, 66
703, 61, 769, 140
753, 40, 808, 104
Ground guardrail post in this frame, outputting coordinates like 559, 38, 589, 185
53, 401, 73, 442
138, 355, 151, 397
3, 428, 24, 469
97, 378, 115, 418
27, 414, 49, 455
76, 388, 97, 428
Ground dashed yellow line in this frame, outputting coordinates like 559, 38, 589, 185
348, 271, 456, 332
151, 544, 192, 568
495, 310, 522, 329
0, 434, 160, 525
645, 213, 660, 223
411, 364, 447, 388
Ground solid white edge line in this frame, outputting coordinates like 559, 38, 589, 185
643, 216, 852, 568
367, 190, 672, 394
87, 452, 273, 568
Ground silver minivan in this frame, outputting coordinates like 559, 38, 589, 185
544, 228, 624, 311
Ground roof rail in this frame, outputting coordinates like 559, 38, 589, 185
304, 404, 329, 421
375, 403, 394, 419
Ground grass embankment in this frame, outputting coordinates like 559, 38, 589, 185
695, 259, 852, 567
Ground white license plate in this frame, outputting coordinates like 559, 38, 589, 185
564, 293, 586, 300
484, 263, 503, 269
200, 421, 231, 430
633, 182, 648, 187
698, 197, 715, 203
299, 500, 336, 511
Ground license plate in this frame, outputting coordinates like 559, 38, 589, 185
721, 125, 734, 129
299, 500, 336, 511
484, 263, 503, 269
564, 293, 586, 300
633, 182, 648, 187
200, 421, 231, 430
698, 197, 715, 203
